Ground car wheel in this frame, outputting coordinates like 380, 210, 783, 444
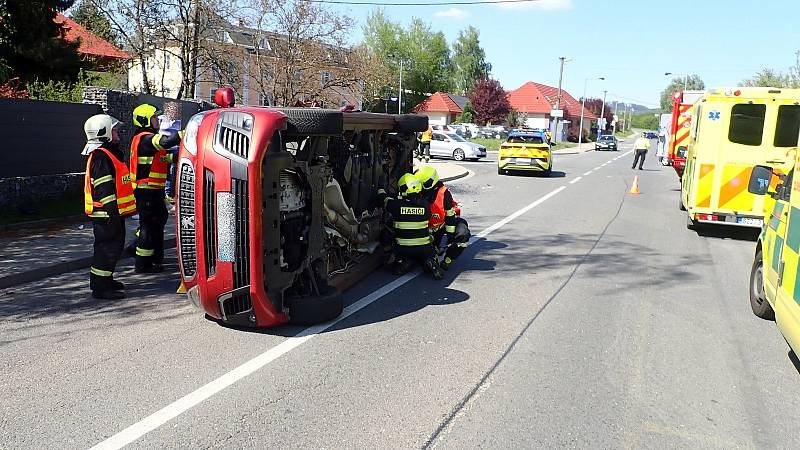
453, 148, 466, 161
273, 108, 342, 135
686, 215, 698, 230
750, 249, 775, 320
679, 194, 686, 211
497, 166, 505, 175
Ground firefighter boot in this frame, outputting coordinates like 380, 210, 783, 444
425, 258, 444, 280
392, 258, 412, 275
441, 256, 453, 271
111, 279, 125, 290
92, 289, 124, 300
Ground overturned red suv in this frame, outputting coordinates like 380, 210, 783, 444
176, 89, 428, 328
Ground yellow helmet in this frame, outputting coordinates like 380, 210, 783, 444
398, 173, 422, 197
132, 103, 162, 128
415, 165, 439, 190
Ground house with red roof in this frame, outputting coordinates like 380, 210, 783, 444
55, 13, 129, 70
506, 81, 597, 139
412, 92, 469, 126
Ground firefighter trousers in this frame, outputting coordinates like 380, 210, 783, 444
134, 189, 168, 268
433, 217, 471, 261
90, 216, 126, 291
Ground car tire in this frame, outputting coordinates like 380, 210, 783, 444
274, 108, 343, 135
497, 166, 505, 175
287, 285, 344, 325
394, 114, 428, 133
453, 148, 466, 161
679, 194, 686, 211
750, 249, 775, 320
686, 215, 698, 230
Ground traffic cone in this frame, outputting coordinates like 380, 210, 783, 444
628, 176, 641, 195
176, 281, 186, 294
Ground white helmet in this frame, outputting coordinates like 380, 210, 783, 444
84, 114, 121, 143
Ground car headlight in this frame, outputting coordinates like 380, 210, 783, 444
183, 112, 208, 156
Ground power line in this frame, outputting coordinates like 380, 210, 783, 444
299, 0, 540, 5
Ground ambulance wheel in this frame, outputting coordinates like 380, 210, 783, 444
686, 216, 698, 230
679, 195, 686, 211
750, 249, 775, 321
497, 167, 506, 175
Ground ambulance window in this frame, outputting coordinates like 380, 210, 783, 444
774, 105, 800, 147
728, 104, 765, 146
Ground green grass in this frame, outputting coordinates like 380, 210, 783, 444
550, 142, 578, 151
469, 138, 503, 152
0, 192, 84, 226
615, 129, 634, 138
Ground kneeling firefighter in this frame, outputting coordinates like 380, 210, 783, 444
82, 114, 137, 299
379, 174, 443, 280
129, 103, 183, 273
415, 166, 470, 270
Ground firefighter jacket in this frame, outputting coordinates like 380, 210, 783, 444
129, 130, 181, 190
84, 145, 137, 217
426, 183, 458, 236
384, 195, 433, 247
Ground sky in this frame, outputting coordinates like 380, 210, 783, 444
326, 0, 800, 109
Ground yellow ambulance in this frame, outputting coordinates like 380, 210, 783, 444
680, 87, 800, 230
747, 151, 800, 355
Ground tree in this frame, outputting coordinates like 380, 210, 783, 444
631, 112, 659, 130
660, 74, 704, 110
468, 78, 510, 125
70, 0, 117, 44
451, 26, 491, 95
0, 0, 82, 83
456, 101, 474, 123
741, 68, 792, 88
506, 109, 520, 128
582, 98, 614, 133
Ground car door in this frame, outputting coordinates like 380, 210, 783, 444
771, 169, 800, 352
429, 133, 448, 158
763, 172, 792, 300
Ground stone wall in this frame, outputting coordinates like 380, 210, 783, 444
0, 173, 83, 211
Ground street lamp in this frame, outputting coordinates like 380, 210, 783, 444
553, 56, 571, 143
665, 72, 689, 91
578, 76, 604, 146
598, 89, 608, 138
388, 53, 406, 114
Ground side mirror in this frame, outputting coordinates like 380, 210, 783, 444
677, 146, 688, 158
748, 165, 774, 195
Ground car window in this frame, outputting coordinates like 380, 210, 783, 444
447, 133, 467, 142
774, 105, 800, 147
433, 133, 445, 141
729, 103, 766, 146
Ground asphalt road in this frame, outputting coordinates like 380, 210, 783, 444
3, 139, 800, 449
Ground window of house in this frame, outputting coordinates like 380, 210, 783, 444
259, 37, 271, 50
260, 92, 274, 106
729, 103, 766, 146
164, 52, 170, 70
774, 105, 800, 147
321, 71, 332, 84
293, 70, 303, 81
210, 87, 218, 102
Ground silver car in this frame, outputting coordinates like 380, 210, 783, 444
430, 132, 487, 161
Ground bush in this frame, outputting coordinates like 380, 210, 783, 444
26, 69, 125, 103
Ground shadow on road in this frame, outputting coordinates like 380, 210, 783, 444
789, 350, 800, 375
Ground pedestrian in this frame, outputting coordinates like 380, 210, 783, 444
129, 103, 183, 273
82, 114, 137, 299
632, 132, 650, 170
380, 174, 443, 280
419, 125, 432, 162
415, 165, 471, 270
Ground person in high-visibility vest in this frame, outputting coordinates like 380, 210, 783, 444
419, 126, 433, 162
379, 173, 443, 280
129, 103, 183, 273
632, 132, 651, 170
82, 114, 137, 299
415, 165, 471, 270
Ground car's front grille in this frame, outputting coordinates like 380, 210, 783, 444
232, 178, 250, 289
203, 169, 217, 276
178, 162, 196, 278
220, 292, 253, 318
219, 126, 251, 159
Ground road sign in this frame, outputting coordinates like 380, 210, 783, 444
550, 109, 564, 118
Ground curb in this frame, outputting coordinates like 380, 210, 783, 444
0, 237, 177, 290
441, 169, 470, 182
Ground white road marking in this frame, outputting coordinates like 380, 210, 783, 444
569, 177, 582, 184
90, 185, 569, 450
583, 171, 592, 176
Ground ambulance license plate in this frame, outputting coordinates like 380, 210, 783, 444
738, 217, 763, 226
515, 158, 531, 164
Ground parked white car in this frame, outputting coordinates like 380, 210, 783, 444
430, 132, 487, 161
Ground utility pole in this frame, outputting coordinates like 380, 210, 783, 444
578, 76, 604, 147
612, 101, 619, 134
398, 59, 403, 114
553, 56, 567, 143
598, 90, 608, 137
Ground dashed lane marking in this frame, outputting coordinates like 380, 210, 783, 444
569, 176, 582, 184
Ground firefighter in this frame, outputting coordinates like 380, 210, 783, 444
129, 103, 183, 273
415, 165, 471, 270
380, 174, 443, 280
418, 125, 433, 162
82, 114, 137, 299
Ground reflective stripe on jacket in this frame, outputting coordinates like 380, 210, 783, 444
84, 147, 137, 217
130, 131, 171, 190
387, 199, 433, 247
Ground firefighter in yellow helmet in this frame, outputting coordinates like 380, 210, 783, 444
129, 103, 183, 273
82, 114, 137, 299
415, 165, 471, 270
379, 173, 443, 279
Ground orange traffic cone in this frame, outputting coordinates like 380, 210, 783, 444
176, 281, 186, 294
628, 176, 641, 195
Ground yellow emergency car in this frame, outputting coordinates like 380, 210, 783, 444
497, 130, 552, 176
681, 87, 800, 230
747, 153, 800, 356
